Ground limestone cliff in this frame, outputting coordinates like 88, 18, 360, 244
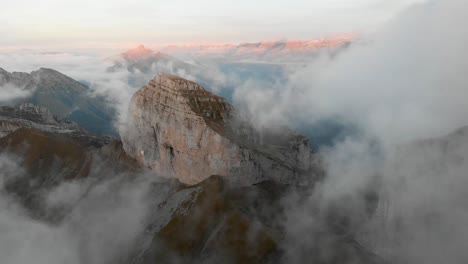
123, 73, 318, 185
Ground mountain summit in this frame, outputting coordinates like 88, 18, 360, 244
121, 44, 154, 61
123, 73, 318, 185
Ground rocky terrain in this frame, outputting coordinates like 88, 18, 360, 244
0, 103, 132, 223
0, 71, 384, 264
0, 99, 379, 264
123, 73, 320, 185
0, 67, 115, 135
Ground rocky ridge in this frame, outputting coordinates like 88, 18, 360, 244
159, 35, 357, 62
0, 67, 115, 135
123, 73, 319, 185
0, 103, 79, 137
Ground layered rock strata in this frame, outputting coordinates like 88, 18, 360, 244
123, 73, 318, 185
0, 103, 78, 137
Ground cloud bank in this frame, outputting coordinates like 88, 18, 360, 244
0, 153, 158, 264
263, 1, 468, 263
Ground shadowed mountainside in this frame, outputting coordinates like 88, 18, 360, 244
0, 67, 116, 135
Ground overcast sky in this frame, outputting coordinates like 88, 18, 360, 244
1, 0, 425, 50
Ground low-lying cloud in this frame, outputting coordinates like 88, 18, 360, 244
0, 153, 157, 264
263, 1, 468, 263
0, 83, 32, 102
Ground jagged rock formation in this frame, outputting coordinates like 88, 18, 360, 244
0, 103, 79, 137
108, 45, 198, 75
0, 67, 115, 135
107, 45, 202, 88
0, 95, 381, 264
123, 73, 319, 185
131, 176, 287, 264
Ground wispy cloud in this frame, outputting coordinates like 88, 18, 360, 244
267, 1, 468, 263
0, 153, 158, 264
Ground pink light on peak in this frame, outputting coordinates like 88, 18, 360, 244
121, 44, 154, 61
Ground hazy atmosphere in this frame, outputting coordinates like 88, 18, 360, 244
2, 0, 424, 50
1, 0, 467, 263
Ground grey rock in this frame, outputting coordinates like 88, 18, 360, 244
123, 73, 321, 185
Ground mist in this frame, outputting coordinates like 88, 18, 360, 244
0, 153, 160, 264
1, 0, 467, 262
248, 1, 468, 263
0, 50, 229, 135
0, 83, 32, 103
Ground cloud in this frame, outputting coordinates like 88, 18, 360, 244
0, 52, 139, 134
1, 0, 426, 48
0, 50, 229, 135
256, 1, 468, 263
0, 153, 160, 264
1, 1, 467, 262
233, 1, 468, 142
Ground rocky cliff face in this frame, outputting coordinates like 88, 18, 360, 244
123, 73, 318, 185
0, 71, 382, 264
0, 103, 79, 137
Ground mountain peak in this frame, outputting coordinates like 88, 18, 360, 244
122, 44, 154, 61
154, 72, 199, 86
1, 103, 59, 124
31, 67, 67, 78
123, 73, 314, 185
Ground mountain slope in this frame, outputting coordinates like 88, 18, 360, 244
0, 97, 383, 264
159, 35, 357, 62
123, 73, 320, 185
108, 45, 201, 88
0, 67, 116, 135
0, 103, 79, 137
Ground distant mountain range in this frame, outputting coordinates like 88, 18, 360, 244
0, 35, 358, 140
105, 39, 357, 145
107, 35, 357, 87
1, 64, 465, 263
158, 34, 357, 62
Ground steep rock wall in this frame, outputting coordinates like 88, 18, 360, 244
123, 73, 316, 185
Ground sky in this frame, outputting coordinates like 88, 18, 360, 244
0, 0, 425, 51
